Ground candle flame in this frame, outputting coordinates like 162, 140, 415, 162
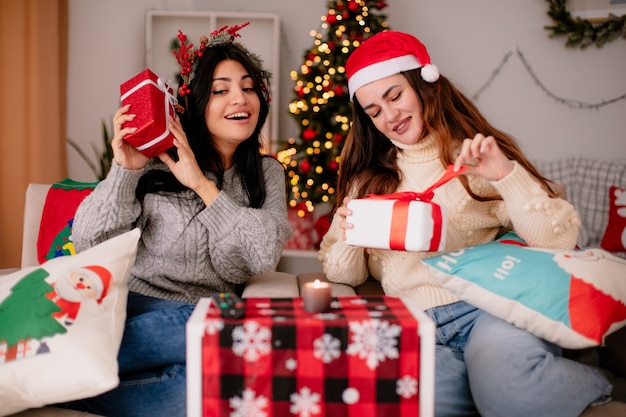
313, 279, 321, 288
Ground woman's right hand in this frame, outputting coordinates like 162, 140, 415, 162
111, 104, 149, 170
336, 197, 354, 241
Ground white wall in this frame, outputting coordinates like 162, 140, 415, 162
67, 0, 626, 181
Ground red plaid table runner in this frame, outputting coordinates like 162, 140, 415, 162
199, 296, 421, 417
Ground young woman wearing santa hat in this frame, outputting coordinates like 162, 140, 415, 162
63, 23, 291, 417
320, 30, 612, 417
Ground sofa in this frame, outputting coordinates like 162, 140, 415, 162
2, 156, 626, 416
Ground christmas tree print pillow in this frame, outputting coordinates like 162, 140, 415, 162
0, 229, 140, 416
423, 232, 626, 349
37, 178, 99, 264
600, 186, 626, 254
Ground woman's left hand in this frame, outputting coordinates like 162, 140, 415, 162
158, 116, 212, 192
454, 134, 514, 181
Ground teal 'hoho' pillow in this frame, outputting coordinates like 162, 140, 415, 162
423, 232, 626, 349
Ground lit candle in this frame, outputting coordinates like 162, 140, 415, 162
302, 279, 332, 313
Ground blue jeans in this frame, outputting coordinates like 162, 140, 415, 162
427, 301, 612, 417
58, 292, 194, 417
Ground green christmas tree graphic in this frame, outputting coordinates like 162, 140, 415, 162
0, 269, 65, 362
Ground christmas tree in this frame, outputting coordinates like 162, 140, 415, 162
277, 0, 389, 217
45, 219, 76, 261
0, 269, 65, 362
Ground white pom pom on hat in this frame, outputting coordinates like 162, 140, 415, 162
420, 63, 440, 83
346, 30, 439, 100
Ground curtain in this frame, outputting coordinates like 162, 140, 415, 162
0, 0, 68, 268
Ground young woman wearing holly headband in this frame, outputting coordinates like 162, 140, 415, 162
62, 23, 291, 416
320, 30, 612, 417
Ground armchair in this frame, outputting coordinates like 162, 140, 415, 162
0, 183, 301, 417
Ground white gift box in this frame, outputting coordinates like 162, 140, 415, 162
345, 198, 447, 252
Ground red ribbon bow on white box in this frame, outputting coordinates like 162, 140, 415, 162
363, 165, 466, 251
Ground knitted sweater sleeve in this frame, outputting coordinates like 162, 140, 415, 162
318, 211, 371, 286
73, 161, 145, 252
490, 161, 580, 249
195, 158, 292, 282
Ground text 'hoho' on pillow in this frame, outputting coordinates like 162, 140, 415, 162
0, 228, 140, 416
423, 232, 626, 349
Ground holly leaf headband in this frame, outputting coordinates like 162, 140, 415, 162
172, 22, 271, 107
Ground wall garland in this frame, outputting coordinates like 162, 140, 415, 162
471, 47, 626, 110
545, 0, 626, 48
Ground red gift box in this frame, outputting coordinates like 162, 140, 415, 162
119, 68, 176, 158
186, 296, 435, 417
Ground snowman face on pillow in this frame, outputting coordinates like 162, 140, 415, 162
554, 248, 626, 296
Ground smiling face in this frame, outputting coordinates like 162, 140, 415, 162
354, 73, 425, 146
205, 59, 261, 156
55, 269, 99, 302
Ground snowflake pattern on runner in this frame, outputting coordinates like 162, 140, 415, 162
346, 318, 401, 370
285, 357, 298, 371
204, 318, 224, 335
290, 386, 321, 417
396, 374, 418, 399
313, 333, 341, 364
196, 297, 422, 415
229, 388, 269, 417
342, 387, 360, 404
316, 312, 340, 320
232, 321, 272, 362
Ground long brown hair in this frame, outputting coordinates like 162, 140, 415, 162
137, 42, 271, 208
334, 68, 557, 212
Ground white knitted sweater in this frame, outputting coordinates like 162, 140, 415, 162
320, 135, 581, 311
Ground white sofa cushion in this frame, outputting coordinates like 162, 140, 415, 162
21, 184, 51, 269
0, 229, 139, 416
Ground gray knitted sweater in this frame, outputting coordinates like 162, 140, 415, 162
72, 157, 291, 304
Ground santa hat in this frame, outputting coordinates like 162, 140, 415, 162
80, 265, 112, 303
346, 30, 439, 100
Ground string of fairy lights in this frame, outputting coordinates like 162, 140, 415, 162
472, 47, 626, 109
